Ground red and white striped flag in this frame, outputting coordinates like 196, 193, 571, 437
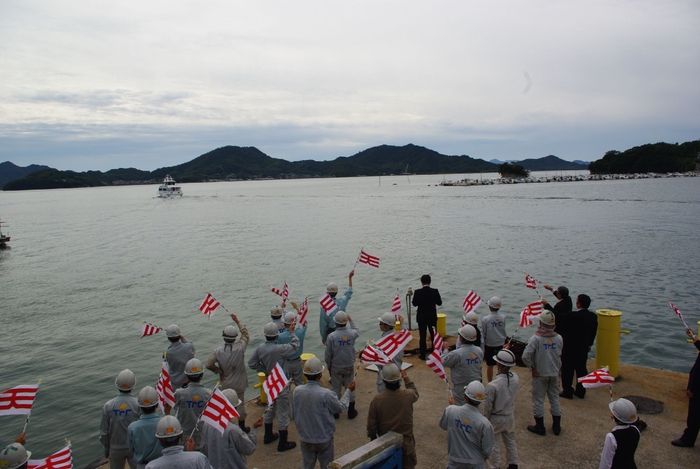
298, 297, 309, 327
156, 360, 175, 412
519, 301, 543, 327
141, 322, 162, 338
525, 274, 538, 290
426, 333, 446, 382
360, 343, 391, 365
319, 294, 338, 316
358, 249, 380, 269
263, 363, 289, 404
201, 388, 240, 435
28, 445, 72, 469
578, 368, 615, 388
391, 294, 402, 315
199, 293, 221, 318
375, 329, 412, 360
270, 282, 290, 301
668, 300, 689, 326
462, 291, 482, 314
0, 384, 39, 416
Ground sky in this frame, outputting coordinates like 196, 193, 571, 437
1, 1, 699, 172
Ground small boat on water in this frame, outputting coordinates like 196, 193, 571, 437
0, 218, 10, 246
157, 175, 183, 198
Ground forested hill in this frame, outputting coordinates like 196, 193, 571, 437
0, 161, 51, 189
3, 144, 498, 190
588, 141, 700, 174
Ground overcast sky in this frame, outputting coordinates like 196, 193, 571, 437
1, 1, 698, 171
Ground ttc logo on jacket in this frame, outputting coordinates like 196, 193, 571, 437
543, 339, 557, 350
187, 395, 204, 408
113, 403, 133, 417
455, 418, 473, 434
465, 353, 480, 365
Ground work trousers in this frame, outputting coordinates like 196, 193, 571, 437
264, 387, 290, 430
288, 358, 304, 386
679, 394, 700, 445
109, 448, 136, 469
418, 322, 435, 358
561, 349, 588, 396
331, 366, 356, 402
447, 461, 485, 469
300, 439, 334, 469
532, 375, 561, 418
488, 414, 518, 469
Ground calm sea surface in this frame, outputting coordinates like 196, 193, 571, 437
1, 172, 699, 466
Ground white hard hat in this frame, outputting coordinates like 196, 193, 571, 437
222, 389, 242, 407
223, 325, 239, 339
138, 386, 159, 407
283, 311, 297, 325
155, 415, 183, 438
185, 358, 204, 376
166, 324, 181, 338
115, 369, 136, 391
378, 312, 396, 327
0, 443, 31, 469
494, 349, 516, 367
334, 311, 349, 325
326, 282, 339, 294
538, 310, 556, 326
458, 325, 477, 342
464, 381, 486, 402
381, 363, 401, 382
609, 398, 638, 424
488, 296, 502, 309
464, 311, 478, 325
303, 357, 325, 376
270, 306, 283, 318
264, 322, 279, 337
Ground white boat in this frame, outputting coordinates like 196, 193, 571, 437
157, 175, 182, 198
0, 218, 9, 246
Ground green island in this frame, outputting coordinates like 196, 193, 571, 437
1, 140, 698, 191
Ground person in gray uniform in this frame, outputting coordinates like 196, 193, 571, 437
100, 369, 141, 469
442, 325, 484, 406
201, 389, 263, 469
166, 324, 196, 390
324, 311, 360, 419
483, 350, 519, 469
293, 357, 355, 469
270, 306, 285, 335
206, 314, 250, 432
167, 358, 211, 451
247, 321, 300, 452
127, 386, 162, 469
145, 416, 211, 469
522, 310, 564, 436
439, 381, 494, 469
319, 270, 355, 344
0, 442, 30, 469
278, 305, 307, 386
481, 296, 507, 382
375, 312, 405, 393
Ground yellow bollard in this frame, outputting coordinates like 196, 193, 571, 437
300, 353, 316, 384
437, 313, 447, 337
595, 309, 630, 378
253, 372, 267, 405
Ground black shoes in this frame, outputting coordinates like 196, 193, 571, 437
263, 423, 279, 444
277, 430, 296, 452
558, 391, 573, 399
671, 438, 694, 447
527, 417, 546, 436
348, 402, 358, 419
552, 416, 562, 436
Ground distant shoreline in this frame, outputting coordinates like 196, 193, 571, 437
438, 171, 699, 187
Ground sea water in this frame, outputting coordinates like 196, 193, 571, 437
1, 172, 699, 466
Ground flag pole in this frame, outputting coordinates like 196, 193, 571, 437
21, 378, 41, 434
353, 246, 363, 270
189, 383, 220, 440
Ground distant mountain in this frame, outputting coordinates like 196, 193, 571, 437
573, 160, 591, 167
489, 159, 517, 165
588, 141, 700, 174
516, 155, 588, 171
0, 161, 52, 189
3, 144, 498, 190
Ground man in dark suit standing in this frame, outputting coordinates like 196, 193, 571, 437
558, 294, 598, 399
412, 274, 442, 360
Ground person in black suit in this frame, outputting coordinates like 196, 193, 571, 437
558, 294, 598, 399
672, 327, 700, 447
411, 274, 442, 360
542, 285, 573, 334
